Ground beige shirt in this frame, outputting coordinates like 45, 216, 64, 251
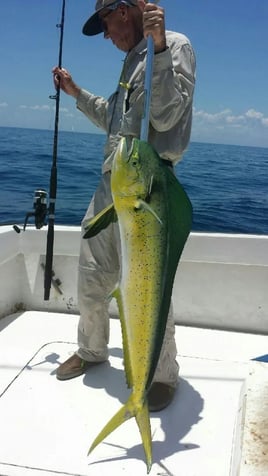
77, 31, 196, 173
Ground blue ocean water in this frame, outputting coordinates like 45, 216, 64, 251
0, 126, 267, 234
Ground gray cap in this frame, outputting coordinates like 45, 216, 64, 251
82, 0, 138, 36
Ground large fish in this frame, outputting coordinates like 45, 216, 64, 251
83, 137, 192, 473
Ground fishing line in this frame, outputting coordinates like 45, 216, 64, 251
44, 0, 66, 301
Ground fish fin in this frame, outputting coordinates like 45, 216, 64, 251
83, 203, 117, 239
88, 398, 134, 456
166, 168, 192, 259
147, 168, 193, 388
88, 395, 152, 474
135, 400, 152, 473
112, 287, 133, 389
108, 285, 118, 301
134, 199, 163, 226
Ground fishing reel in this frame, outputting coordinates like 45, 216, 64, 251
13, 189, 48, 233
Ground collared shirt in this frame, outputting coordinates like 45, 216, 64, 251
77, 31, 196, 173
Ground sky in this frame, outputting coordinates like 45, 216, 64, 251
0, 0, 268, 147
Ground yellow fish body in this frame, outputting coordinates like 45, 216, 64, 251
84, 138, 192, 472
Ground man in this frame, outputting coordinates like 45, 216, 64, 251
53, 0, 195, 411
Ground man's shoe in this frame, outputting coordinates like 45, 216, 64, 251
56, 354, 97, 381
148, 382, 176, 412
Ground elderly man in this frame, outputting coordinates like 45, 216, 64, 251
53, 0, 195, 411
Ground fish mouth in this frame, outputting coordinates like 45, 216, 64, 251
116, 136, 137, 162
122, 137, 135, 163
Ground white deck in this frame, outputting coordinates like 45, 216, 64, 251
0, 311, 267, 476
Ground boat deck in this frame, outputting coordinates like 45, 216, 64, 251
0, 311, 267, 476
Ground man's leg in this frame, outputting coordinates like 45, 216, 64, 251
57, 173, 119, 379
148, 304, 179, 411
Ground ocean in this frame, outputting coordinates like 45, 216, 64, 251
0, 126, 267, 235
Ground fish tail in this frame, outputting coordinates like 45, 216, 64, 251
88, 394, 152, 473
135, 400, 152, 473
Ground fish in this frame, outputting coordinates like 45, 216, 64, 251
83, 137, 192, 473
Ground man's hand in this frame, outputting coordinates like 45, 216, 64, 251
52, 67, 81, 98
138, 1, 166, 54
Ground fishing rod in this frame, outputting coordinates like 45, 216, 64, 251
140, 0, 158, 141
44, 0, 66, 301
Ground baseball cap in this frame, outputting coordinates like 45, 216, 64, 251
82, 0, 138, 36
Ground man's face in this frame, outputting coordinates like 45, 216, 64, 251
99, 4, 135, 52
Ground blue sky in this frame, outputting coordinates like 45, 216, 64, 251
1, 0, 268, 147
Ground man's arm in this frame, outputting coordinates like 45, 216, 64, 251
52, 66, 108, 131
138, 2, 196, 133
150, 37, 196, 132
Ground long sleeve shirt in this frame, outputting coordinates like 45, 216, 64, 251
76, 31, 196, 173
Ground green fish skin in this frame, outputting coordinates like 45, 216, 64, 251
86, 138, 192, 473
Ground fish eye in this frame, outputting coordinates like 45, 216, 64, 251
130, 152, 140, 168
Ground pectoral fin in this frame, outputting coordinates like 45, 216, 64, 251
134, 199, 163, 226
83, 203, 117, 239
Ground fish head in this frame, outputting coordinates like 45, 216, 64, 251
111, 137, 160, 199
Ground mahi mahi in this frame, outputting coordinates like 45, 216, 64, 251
83, 137, 192, 473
